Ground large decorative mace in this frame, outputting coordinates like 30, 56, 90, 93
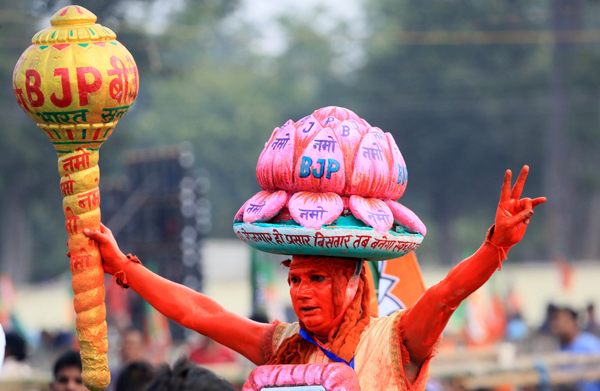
12, 5, 138, 390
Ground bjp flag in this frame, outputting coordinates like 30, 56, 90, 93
366, 252, 426, 317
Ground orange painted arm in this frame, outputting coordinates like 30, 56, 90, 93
83, 225, 275, 365
400, 166, 546, 383
400, 238, 503, 382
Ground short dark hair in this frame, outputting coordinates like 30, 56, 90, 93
115, 361, 155, 391
145, 357, 237, 391
5, 332, 27, 362
53, 350, 82, 378
554, 306, 578, 321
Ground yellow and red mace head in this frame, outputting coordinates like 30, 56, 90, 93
13, 4, 138, 153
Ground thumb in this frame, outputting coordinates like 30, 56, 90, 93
98, 223, 115, 241
83, 228, 107, 243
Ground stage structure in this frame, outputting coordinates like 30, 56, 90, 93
102, 145, 210, 340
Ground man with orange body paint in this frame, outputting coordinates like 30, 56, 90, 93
83, 166, 545, 390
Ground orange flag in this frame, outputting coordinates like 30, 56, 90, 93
366, 252, 426, 317
554, 254, 574, 293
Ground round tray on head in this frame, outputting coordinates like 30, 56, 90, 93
233, 213, 423, 261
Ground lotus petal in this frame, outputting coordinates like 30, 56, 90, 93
295, 114, 323, 147
233, 199, 249, 223
370, 127, 386, 139
318, 115, 341, 131
243, 190, 289, 223
312, 106, 362, 123
383, 133, 408, 200
349, 132, 390, 198
333, 119, 366, 155
349, 195, 394, 234
256, 127, 279, 190
385, 200, 426, 236
288, 192, 343, 230
294, 115, 322, 163
257, 120, 296, 192
332, 120, 363, 194
293, 127, 345, 193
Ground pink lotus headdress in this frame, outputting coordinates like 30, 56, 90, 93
234, 106, 425, 260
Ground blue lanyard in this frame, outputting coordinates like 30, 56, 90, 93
299, 328, 355, 369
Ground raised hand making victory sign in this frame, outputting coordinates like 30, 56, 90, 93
400, 165, 545, 384
493, 166, 547, 248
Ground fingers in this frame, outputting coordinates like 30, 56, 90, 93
532, 197, 547, 208
510, 165, 529, 200
500, 169, 512, 202
514, 196, 545, 225
519, 198, 533, 225
84, 223, 114, 241
504, 209, 534, 228
519, 197, 533, 210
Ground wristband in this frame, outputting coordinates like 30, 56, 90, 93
485, 225, 508, 270
113, 254, 142, 290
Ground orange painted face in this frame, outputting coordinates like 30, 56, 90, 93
289, 266, 338, 338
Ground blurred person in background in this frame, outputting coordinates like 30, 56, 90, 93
0, 323, 4, 374
539, 303, 558, 334
107, 328, 147, 391
1, 331, 33, 379
120, 328, 145, 363
49, 350, 89, 391
40, 330, 74, 351
188, 334, 236, 366
585, 303, 600, 337
530, 302, 560, 353
551, 307, 600, 352
551, 307, 600, 391
505, 312, 529, 342
145, 357, 237, 391
115, 361, 155, 391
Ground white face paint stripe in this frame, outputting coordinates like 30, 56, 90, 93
341, 260, 363, 312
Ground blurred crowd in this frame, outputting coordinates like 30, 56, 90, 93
42, 350, 238, 391
427, 302, 600, 391
0, 323, 247, 390
2, 302, 600, 390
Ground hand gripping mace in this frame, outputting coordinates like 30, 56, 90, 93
12, 6, 138, 390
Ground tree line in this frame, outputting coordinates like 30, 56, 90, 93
1, 0, 599, 281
